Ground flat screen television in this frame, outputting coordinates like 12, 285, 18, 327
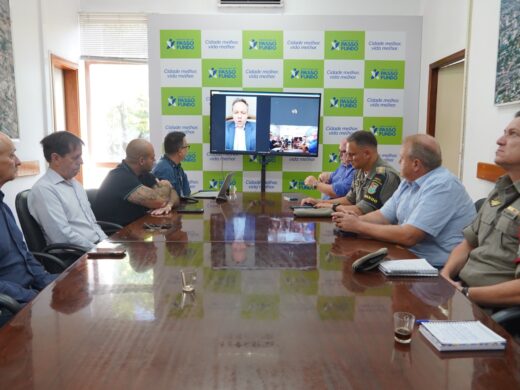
210, 90, 321, 157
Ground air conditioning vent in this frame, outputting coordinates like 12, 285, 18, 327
219, 0, 283, 7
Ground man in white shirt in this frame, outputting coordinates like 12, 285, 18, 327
28, 131, 106, 249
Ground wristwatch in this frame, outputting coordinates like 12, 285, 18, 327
461, 287, 470, 298
332, 203, 340, 212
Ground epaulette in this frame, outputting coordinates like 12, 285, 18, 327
375, 166, 386, 174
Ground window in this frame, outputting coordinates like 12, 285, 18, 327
85, 61, 149, 162
80, 13, 148, 187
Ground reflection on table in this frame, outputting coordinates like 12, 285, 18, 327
0, 193, 518, 389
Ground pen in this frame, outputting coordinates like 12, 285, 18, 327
415, 319, 430, 324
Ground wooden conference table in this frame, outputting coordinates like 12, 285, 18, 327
0, 193, 519, 389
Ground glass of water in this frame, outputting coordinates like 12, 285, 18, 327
181, 269, 197, 293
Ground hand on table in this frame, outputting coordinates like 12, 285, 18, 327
150, 203, 172, 216
332, 210, 361, 232
300, 197, 318, 206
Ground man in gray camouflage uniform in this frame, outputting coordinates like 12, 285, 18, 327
442, 112, 520, 308
302, 130, 400, 215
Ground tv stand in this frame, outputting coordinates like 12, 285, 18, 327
259, 155, 271, 193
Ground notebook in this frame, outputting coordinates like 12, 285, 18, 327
419, 321, 506, 352
191, 172, 235, 200
378, 258, 438, 277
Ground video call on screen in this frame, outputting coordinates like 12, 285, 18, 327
210, 90, 321, 156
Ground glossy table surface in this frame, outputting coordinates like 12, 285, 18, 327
1, 193, 519, 389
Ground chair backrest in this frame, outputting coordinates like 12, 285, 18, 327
86, 188, 98, 205
14, 189, 47, 252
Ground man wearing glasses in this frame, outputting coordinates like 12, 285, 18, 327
153, 131, 192, 198
303, 138, 355, 200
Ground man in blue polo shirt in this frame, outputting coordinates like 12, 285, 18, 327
333, 134, 475, 267
303, 138, 355, 200
0, 133, 57, 318
152, 131, 191, 197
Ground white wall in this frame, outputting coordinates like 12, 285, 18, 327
7, 0, 513, 208
419, 0, 520, 201
79, 0, 424, 15
5, 0, 425, 212
6, 0, 48, 213
5, 0, 80, 214
462, 0, 520, 200
418, 0, 469, 132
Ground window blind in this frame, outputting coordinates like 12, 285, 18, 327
79, 13, 148, 61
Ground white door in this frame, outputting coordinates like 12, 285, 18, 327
434, 62, 465, 177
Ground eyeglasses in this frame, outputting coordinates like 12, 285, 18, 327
182, 144, 191, 150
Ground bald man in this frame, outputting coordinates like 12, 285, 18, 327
333, 134, 475, 267
93, 139, 180, 226
0, 133, 57, 310
303, 138, 355, 200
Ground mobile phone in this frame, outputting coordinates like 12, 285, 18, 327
87, 247, 126, 259
177, 207, 204, 214
143, 223, 174, 230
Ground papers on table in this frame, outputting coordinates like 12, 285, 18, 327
378, 258, 438, 277
419, 320, 506, 352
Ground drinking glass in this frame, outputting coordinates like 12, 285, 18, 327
393, 312, 415, 344
181, 269, 197, 293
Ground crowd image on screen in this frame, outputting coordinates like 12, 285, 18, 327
269, 125, 318, 154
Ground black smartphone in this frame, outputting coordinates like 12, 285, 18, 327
143, 223, 174, 230
177, 207, 204, 214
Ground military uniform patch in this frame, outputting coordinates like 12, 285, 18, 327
490, 198, 501, 207
367, 181, 379, 194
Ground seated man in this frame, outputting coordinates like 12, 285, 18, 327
302, 130, 400, 216
28, 131, 107, 249
93, 139, 180, 226
152, 131, 191, 198
441, 112, 520, 307
303, 138, 355, 200
0, 133, 57, 311
333, 134, 475, 267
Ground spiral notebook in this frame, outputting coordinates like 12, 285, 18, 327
419, 320, 506, 352
378, 258, 438, 277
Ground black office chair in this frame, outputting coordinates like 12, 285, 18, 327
85, 188, 122, 235
32, 252, 67, 273
0, 293, 22, 327
15, 190, 87, 265
86, 188, 98, 205
492, 307, 520, 341
0, 293, 22, 315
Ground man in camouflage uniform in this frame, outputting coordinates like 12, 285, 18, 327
442, 112, 520, 308
301, 130, 400, 215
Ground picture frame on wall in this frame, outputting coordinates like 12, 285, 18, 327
0, 0, 19, 138
494, 0, 520, 105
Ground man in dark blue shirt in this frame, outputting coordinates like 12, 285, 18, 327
152, 131, 191, 197
94, 139, 180, 226
0, 133, 57, 311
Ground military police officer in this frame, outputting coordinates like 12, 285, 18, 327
302, 130, 400, 215
442, 111, 520, 308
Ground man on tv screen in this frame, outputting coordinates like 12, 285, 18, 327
225, 98, 256, 152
